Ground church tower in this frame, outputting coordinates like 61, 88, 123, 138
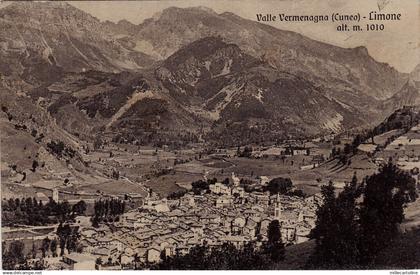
274, 193, 281, 220
52, 188, 59, 202
231, 172, 240, 187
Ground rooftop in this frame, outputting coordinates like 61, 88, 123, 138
63, 253, 97, 263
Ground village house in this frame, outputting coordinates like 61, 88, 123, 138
179, 194, 195, 207
210, 182, 231, 195
68, 170, 322, 265
260, 218, 272, 238
250, 192, 270, 206
231, 172, 240, 186
258, 176, 270, 186
215, 195, 232, 208
281, 225, 296, 244
146, 247, 161, 263
62, 253, 96, 270
91, 246, 112, 262
295, 225, 312, 244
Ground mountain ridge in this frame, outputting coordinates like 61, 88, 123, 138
132, 5, 407, 100
0, 2, 413, 146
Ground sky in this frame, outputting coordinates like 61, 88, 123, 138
1, 0, 419, 73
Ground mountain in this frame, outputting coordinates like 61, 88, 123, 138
0, 2, 411, 146
383, 64, 420, 110
155, 36, 258, 102
373, 105, 420, 136
134, 7, 407, 100
156, 36, 365, 144
27, 68, 202, 147
410, 64, 420, 82
40, 36, 368, 146
0, 73, 95, 195
0, 2, 155, 84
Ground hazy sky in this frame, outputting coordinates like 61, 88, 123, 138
2, 0, 419, 72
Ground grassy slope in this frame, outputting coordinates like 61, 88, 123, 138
269, 229, 420, 270
371, 229, 420, 269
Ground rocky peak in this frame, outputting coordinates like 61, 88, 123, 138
156, 36, 255, 87
159, 6, 217, 18
0, 1, 156, 75
409, 64, 420, 82
0, 2, 98, 25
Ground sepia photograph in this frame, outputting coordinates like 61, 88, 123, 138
0, 0, 419, 271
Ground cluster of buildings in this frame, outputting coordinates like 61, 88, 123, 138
69, 174, 321, 269
378, 123, 420, 188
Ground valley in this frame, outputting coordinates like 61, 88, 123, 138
0, 1, 419, 270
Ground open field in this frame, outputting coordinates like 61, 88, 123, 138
62, 179, 147, 197
373, 129, 405, 146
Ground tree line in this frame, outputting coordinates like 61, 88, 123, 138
1, 224, 81, 270
331, 107, 420, 165
1, 197, 86, 226
308, 163, 417, 268
56, 223, 81, 256
2, 240, 45, 270
91, 198, 126, 227
46, 140, 76, 159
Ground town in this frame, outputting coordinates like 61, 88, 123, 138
2, 170, 322, 270
2, 114, 419, 269
1, 0, 420, 271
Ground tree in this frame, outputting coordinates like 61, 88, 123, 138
331, 174, 362, 267
287, 189, 306, 198
238, 146, 253, 158
308, 164, 417, 268
239, 241, 268, 269
265, 220, 285, 262
6, 240, 25, 267
95, 257, 103, 270
359, 163, 417, 264
308, 181, 340, 267
93, 137, 103, 150
236, 146, 241, 156
31, 160, 39, 172
352, 134, 364, 153
91, 216, 99, 228
31, 242, 37, 259
308, 178, 362, 268
47, 140, 65, 157
331, 147, 337, 157
264, 177, 293, 195
66, 227, 80, 253
222, 178, 230, 186
191, 179, 210, 194
50, 239, 58, 257
167, 190, 187, 200
72, 200, 87, 216
343, 143, 352, 155
133, 253, 141, 269
41, 237, 50, 258
57, 223, 71, 256
153, 242, 271, 270
57, 201, 71, 222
